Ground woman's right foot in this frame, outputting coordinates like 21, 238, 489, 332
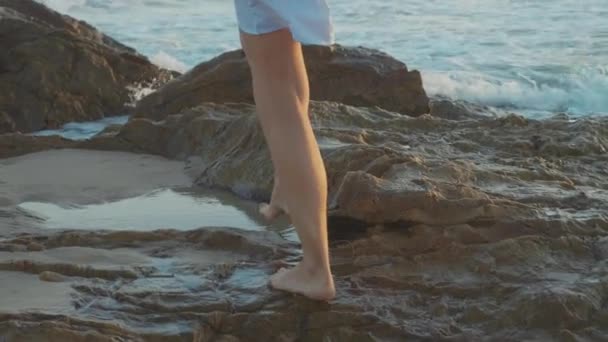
270, 262, 336, 301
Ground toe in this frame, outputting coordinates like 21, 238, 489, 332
259, 203, 283, 220
272, 267, 288, 276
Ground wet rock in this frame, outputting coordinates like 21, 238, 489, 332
2, 100, 606, 229
38, 271, 66, 282
0, 243, 27, 252
27, 242, 45, 252
184, 227, 294, 257
0, 315, 139, 342
429, 96, 503, 120
111, 102, 608, 227
0, 111, 16, 132
109, 117, 172, 156
134, 45, 429, 121
331, 170, 530, 225
1, 81, 607, 340
0, 131, 138, 159
0, 259, 138, 280
0, 133, 75, 159
1, 218, 608, 341
0, 0, 175, 133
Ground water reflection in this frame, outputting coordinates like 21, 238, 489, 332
18, 187, 295, 239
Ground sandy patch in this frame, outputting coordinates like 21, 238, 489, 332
0, 149, 191, 206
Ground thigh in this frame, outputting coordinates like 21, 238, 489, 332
239, 29, 310, 114
239, 29, 299, 76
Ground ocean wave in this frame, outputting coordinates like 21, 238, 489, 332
424, 66, 608, 116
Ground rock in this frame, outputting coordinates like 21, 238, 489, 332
112, 102, 608, 227
4, 220, 606, 341
0, 243, 27, 252
2, 100, 606, 228
38, 271, 66, 282
429, 96, 501, 120
0, 93, 606, 342
331, 170, 528, 225
183, 227, 294, 257
134, 45, 429, 121
0, 0, 175, 133
27, 242, 45, 252
0, 111, 16, 132
2, 104, 607, 227
0, 133, 75, 159
0, 129, 139, 159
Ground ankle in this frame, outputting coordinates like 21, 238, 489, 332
299, 259, 332, 278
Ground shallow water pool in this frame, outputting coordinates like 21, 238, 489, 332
18, 187, 299, 241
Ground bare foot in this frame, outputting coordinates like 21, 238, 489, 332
258, 202, 288, 221
270, 263, 336, 301
259, 178, 289, 221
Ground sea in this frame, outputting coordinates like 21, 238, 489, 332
37, 0, 607, 121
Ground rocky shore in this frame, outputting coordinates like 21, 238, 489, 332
1, 1, 607, 341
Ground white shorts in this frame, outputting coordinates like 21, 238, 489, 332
234, 0, 334, 45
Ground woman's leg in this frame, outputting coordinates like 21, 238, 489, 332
240, 28, 335, 301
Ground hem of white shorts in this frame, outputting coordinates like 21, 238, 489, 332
238, 24, 287, 36
238, 26, 334, 46
291, 32, 334, 46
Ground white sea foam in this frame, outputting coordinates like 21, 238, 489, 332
126, 83, 156, 105
424, 66, 608, 116
150, 51, 188, 73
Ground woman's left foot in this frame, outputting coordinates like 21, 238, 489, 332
259, 202, 288, 220
259, 177, 289, 221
